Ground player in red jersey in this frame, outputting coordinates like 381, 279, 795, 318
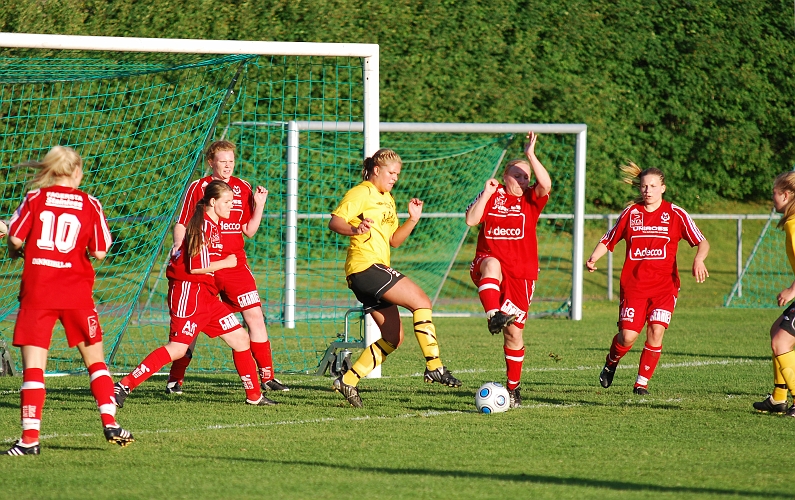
113, 180, 273, 407
164, 140, 289, 395
4, 146, 133, 456
465, 132, 551, 408
586, 162, 710, 395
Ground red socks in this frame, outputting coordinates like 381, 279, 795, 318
88, 362, 118, 427
250, 340, 275, 383
478, 277, 501, 316
232, 349, 262, 402
167, 348, 193, 384
606, 334, 632, 368
20, 368, 45, 445
636, 343, 662, 388
121, 346, 173, 390
504, 346, 524, 390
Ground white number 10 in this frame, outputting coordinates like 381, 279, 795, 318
37, 211, 81, 253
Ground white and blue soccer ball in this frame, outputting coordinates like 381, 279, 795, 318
475, 382, 510, 414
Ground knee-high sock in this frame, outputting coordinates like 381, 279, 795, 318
88, 362, 117, 427
167, 348, 193, 384
775, 350, 795, 395
477, 278, 501, 317
342, 339, 396, 387
635, 343, 662, 388
20, 368, 45, 445
504, 346, 525, 390
413, 308, 443, 371
772, 355, 789, 402
250, 340, 275, 383
605, 334, 632, 368
121, 346, 172, 391
232, 349, 262, 402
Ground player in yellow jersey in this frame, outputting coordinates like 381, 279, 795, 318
753, 171, 795, 416
328, 148, 461, 407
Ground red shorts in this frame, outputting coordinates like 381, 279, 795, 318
168, 281, 242, 344
471, 255, 534, 330
13, 308, 103, 349
618, 289, 677, 332
214, 263, 261, 313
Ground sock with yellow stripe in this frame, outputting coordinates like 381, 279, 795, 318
413, 308, 443, 371
342, 338, 396, 387
775, 350, 795, 395
772, 355, 789, 402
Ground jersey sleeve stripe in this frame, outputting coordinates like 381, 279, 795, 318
88, 195, 113, 250
671, 204, 705, 244
601, 206, 631, 245
178, 180, 202, 225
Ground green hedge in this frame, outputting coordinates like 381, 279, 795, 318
2, 0, 793, 210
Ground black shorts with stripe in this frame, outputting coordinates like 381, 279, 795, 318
780, 302, 795, 337
346, 264, 404, 314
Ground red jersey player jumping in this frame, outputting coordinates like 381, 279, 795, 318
165, 140, 288, 397
586, 162, 710, 395
113, 180, 272, 407
465, 131, 552, 409
5, 146, 134, 455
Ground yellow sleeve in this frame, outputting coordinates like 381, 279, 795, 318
331, 185, 365, 225
785, 219, 795, 276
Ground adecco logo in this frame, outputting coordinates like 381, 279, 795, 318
632, 247, 664, 259
220, 221, 241, 231
490, 227, 522, 237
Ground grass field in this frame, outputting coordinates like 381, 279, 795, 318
0, 301, 790, 499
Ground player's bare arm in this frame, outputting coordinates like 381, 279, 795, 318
778, 280, 795, 307
525, 132, 552, 198
692, 239, 710, 283
465, 179, 499, 226
242, 185, 268, 238
8, 234, 23, 259
172, 223, 186, 256
90, 250, 107, 260
190, 254, 237, 275
586, 242, 609, 272
391, 198, 423, 248
328, 214, 373, 236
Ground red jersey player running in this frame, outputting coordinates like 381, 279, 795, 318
113, 180, 271, 407
465, 131, 551, 408
586, 162, 710, 395
5, 146, 133, 455
165, 140, 288, 397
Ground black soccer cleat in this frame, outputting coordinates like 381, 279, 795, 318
786, 405, 795, 418
487, 311, 517, 335
633, 386, 650, 396
246, 394, 280, 406
508, 385, 522, 408
333, 376, 363, 408
4, 440, 40, 456
114, 382, 130, 408
753, 394, 788, 414
165, 381, 183, 395
262, 378, 290, 392
424, 366, 462, 387
599, 365, 615, 388
104, 425, 135, 447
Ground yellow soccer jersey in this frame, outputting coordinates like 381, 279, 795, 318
331, 181, 399, 276
785, 218, 795, 276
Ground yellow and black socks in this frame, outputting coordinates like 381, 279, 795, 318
772, 355, 789, 402
414, 308, 443, 371
343, 338, 396, 387
775, 350, 795, 395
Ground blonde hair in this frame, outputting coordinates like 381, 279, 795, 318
185, 180, 232, 257
620, 161, 665, 205
205, 140, 236, 163
502, 159, 531, 177
362, 148, 401, 181
18, 146, 83, 189
774, 171, 795, 229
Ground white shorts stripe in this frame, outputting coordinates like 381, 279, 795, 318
21, 381, 45, 390
89, 369, 111, 382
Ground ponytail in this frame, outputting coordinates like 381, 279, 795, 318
184, 180, 232, 257
362, 148, 402, 181
620, 161, 665, 205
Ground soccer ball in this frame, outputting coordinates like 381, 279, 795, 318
475, 382, 510, 414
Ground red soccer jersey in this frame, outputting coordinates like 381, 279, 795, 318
469, 184, 549, 280
9, 186, 112, 309
177, 176, 254, 259
600, 200, 705, 296
167, 214, 223, 295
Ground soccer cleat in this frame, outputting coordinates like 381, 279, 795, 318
752, 394, 788, 413
165, 381, 183, 395
262, 378, 290, 392
508, 385, 522, 408
599, 365, 615, 388
787, 405, 795, 418
333, 376, 363, 408
104, 425, 135, 447
114, 382, 130, 408
246, 395, 279, 406
633, 386, 650, 396
487, 311, 517, 335
424, 366, 462, 387
4, 440, 40, 456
